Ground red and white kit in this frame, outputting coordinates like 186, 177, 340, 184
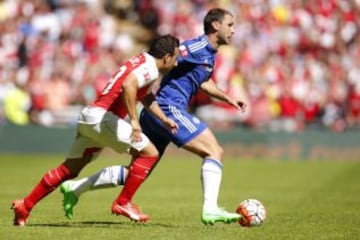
67, 52, 160, 159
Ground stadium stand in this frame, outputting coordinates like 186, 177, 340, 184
1, 0, 359, 133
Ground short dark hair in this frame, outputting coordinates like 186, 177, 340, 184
204, 8, 233, 34
148, 34, 179, 59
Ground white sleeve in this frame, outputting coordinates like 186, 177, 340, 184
132, 67, 148, 87
131, 57, 159, 88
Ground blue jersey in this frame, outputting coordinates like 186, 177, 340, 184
156, 35, 217, 108
141, 35, 216, 153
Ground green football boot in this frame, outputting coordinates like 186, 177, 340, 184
60, 181, 78, 220
201, 207, 241, 225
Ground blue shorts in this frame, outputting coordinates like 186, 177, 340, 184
140, 105, 207, 156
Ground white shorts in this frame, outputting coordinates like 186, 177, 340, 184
66, 106, 150, 159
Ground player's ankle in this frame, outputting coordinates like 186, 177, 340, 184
23, 199, 33, 211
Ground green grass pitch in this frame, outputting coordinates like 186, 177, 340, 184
1, 153, 359, 240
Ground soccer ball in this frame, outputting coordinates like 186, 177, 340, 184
236, 199, 267, 227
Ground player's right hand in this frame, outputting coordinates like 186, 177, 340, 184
228, 98, 247, 113
236, 100, 247, 113
131, 128, 143, 142
163, 118, 179, 134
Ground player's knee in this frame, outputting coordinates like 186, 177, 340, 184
213, 145, 224, 161
205, 144, 223, 161
63, 157, 88, 177
139, 143, 159, 157
218, 145, 224, 159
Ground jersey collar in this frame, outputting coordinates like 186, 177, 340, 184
202, 35, 217, 54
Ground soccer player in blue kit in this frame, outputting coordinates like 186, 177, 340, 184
60, 8, 247, 225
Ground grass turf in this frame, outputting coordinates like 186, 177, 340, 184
0, 153, 359, 240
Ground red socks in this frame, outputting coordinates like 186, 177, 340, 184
23, 163, 74, 211
115, 155, 158, 205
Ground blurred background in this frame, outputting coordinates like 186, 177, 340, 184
0, 0, 359, 159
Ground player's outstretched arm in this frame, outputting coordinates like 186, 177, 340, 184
200, 79, 247, 112
141, 93, 178, 134
121, 74, 143, 141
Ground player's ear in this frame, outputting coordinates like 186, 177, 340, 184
212, 20, 220, 31
163, 53, 171, 65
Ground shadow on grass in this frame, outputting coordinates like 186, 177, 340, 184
28, 221, 176, 228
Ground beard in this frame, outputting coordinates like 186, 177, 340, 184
217, 36, 229, 46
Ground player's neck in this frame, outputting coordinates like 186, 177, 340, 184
155, 59, 167, 74
206, 34, 220, 50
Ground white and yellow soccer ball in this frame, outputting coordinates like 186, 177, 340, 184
236, 199, 267, 227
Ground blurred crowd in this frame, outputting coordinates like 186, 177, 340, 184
1, 0, 360, 132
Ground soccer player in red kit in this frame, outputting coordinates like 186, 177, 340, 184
11, 34, 179, 226
61, 8, 246, 225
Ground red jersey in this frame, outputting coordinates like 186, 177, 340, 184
92, 52, 159, 118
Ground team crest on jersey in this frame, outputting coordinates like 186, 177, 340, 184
179, 45, 188, 57
129, 55, 141, 65
192, 116, 200, 124
202, 65, 213, 72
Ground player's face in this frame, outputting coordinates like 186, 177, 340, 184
217, 14, 235, 45
162, 48, 179, 73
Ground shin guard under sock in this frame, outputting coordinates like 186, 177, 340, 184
115, 155, 158, 205
24, 163, 75, 210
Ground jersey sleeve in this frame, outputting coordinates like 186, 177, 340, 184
131, 67, 147, 87
192, 63, 213, 84
131, 63, 159, 88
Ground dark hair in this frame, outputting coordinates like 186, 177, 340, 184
204, 8, 233, 34
148, 34, 179, 59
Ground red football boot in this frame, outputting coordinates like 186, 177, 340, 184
111, 201, 150, 222
11, 199, 30, 226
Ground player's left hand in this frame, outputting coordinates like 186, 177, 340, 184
162, 117, 179, 134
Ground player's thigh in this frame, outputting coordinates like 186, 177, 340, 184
67, 133, 103, 159
140, 109, 170, 157
83, 113, 151, 153
182, 127, 223, 160
65, 133, 104, 174
163, 105, 222, 159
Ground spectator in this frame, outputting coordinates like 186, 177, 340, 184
1, 0, 360, 132
3, 70, 31, 126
